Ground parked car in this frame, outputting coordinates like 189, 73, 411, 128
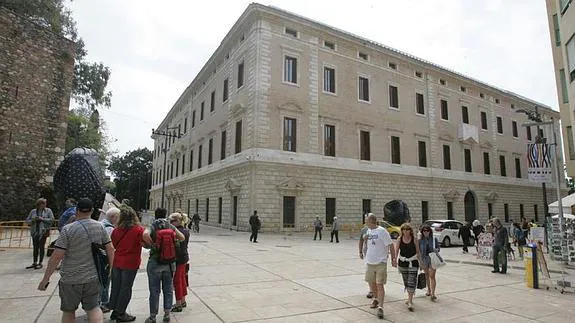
380, 220, 402, 239
423, 220, 475, 247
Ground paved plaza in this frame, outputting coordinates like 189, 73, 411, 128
1, 225, 575, 322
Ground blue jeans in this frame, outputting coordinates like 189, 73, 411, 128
100, 268, 110, 305
109, 267, 137, 315
147, 260, 174, 315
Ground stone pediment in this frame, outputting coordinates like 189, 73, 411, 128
231, 104, 246, 117
277, 102, 303, 113
480, 140, 493, 149
443, 189, 460, 202
484, 191, 499, 202
276, 177, 305, 194
439, 132, 455, 142
225, 178, 242, 193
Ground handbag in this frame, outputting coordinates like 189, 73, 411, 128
429, 238, 446, 269
417, 272, 426, 289
78, 220, 109, 286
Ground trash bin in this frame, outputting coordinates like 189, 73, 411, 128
524, 243, 539, 289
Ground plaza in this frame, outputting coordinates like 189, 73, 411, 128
1, 225, 574, 322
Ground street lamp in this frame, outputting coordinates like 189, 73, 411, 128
152, 126, 181, 209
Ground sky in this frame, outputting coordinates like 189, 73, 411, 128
68, 0, 559, 157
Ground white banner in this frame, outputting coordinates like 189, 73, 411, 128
527, 143, 552, 183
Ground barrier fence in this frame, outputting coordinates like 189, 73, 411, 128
0, 221, 58, 249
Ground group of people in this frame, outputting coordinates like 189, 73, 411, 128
30, 198, 191, 323
357, 214, 442, 319
312, 215, 340, 242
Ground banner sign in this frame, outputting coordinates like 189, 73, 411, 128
527, 143, 552, 183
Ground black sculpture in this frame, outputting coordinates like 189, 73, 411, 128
383, 200, 411, 226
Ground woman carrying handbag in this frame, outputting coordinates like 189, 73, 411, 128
419, 225, 441, 301
395, 223, 421, 311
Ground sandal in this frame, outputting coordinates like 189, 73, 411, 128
425, 292, 431, 296
431, 295, 437, 302
370, 300, 379, 309
366, 291, 374, 299
170, 306, 183, 313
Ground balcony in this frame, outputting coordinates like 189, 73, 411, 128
458, 123, 478, 144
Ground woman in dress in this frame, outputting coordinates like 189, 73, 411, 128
395, 223, 421, 311
25, 198, 54, 269
419, 224, 440, 301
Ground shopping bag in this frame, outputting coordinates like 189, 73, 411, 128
417, 272, 426, 289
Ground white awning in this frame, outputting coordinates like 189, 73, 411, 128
548, 193, 575, 214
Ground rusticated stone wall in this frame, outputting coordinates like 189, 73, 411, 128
0, 7, 75, 219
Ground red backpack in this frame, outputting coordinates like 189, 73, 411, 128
155, 227, 176, 264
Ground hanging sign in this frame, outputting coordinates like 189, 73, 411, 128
527, 143, 552, 183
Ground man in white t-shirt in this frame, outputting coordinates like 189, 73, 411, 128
360, 214, 396, 319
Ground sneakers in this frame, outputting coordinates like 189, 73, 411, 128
115, 313, 136, 322
26, 264, 37, 269
377, 307, 384, 319
369, 300, 379, 309
170, 306, 183, 313
163, 312, 170, 322
366, 291, 374, 299
144, 316, 156, 323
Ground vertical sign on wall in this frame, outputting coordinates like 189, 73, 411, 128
527, 143, 551, 183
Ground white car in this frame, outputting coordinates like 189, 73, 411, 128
423, 220, 475, 247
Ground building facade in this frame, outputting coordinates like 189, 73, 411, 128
0, 7, 76, 218
151, 4, 560, 232
546, 0, 575, 177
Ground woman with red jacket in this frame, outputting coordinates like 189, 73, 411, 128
169, 213, 190, 312
108, 206, 145, 322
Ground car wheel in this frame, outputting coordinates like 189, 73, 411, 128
443, 236, 451, 247
390, 232, 399, 240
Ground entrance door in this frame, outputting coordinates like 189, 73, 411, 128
464, 191, 476, 223
283, 196, 295, 228
362, 199, 371, 224
326, 198, 336, 225
232, 196, 238, 226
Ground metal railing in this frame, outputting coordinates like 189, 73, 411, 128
0, 221, 58, 249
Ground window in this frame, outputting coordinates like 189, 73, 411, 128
553, 14, 561, 46
480, 92, 485, 99
218, 197, 223, 224
440, 100, 449, 120
362, 199, 371, 222
443, 145, 451, 170
210, 91, 216, 111
488, 203, 493, 219
480, 111, 488, 130
170, 162, 173, 179
189, 150, 193, 171
360, 131, 370, 161
560, 69, 569, 103
389, 85, 399, 109
195, 199, 199, 213
182, 154, 186, 174
192, 110, 196, 128
222, 79, 229, 102
323, 67, 336, 93
512, 121, 518, 138
200, 102, 205, 120
447, 202, 454, 220
416, 93, 425, 114
358, 76, 369, 101
208, 138, 213, 165
568, 126, 575, 160
495, 98, 500, 104
205, 198, 210, 222
567, 35, 575, 81
415, 71, 423, 78
460, 86, 466, 92
358, 52, 368, 60
561, 0, 572, 14
283, 117, 297, 152
388, 62, 397, 70
534, 204, 539, 222
421, 201, 429, 222
461, 106, 469, 124
418, 141, 427, 167
391, 136, 401, 164
184, 118, 187, 133
496, 116, 503, 134
504, 203, 509, 223
237, 62, 244, 88
499, 155, 506, 177
284, 56, 298, 84
235, 120, 242, 153
439, 79, 446, 86
515, 157, 522, 178
198, 145, 203, 168
483, 152, 490, 175
324, 125, 336, 157
221, 131, 226, 160
324, 40, 335, 50
175, 158, 179, 177
527, 126, 532, 141
285, 27, 298, 37
464, 149, 472, 172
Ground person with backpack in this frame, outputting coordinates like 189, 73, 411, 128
99, 207, 120, 313
249, 210, 261, 243
512, 222, 526, 260
143, 208, 185, 323
168, 213, 190, 313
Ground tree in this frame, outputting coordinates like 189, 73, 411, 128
108, 148, 153, 211
65, 108, 113, 166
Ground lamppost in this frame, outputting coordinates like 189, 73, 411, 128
152, 126, 181, 209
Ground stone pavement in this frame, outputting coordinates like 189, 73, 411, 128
1, 226, 575, 323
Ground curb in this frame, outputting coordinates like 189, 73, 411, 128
443, 259, 565, 274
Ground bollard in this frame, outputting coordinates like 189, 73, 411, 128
524, 243, 539, 289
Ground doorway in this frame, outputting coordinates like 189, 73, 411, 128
464, 191, 477, 223
283, 196, 295, 228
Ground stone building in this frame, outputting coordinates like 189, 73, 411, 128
546, 0, 575, 177
0, 7, 76, 218
150, 4, 561, 232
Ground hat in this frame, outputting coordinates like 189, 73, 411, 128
77, 198, 94, 213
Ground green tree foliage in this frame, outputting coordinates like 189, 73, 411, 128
108, 148, 153, 211
65, 108, 113, 165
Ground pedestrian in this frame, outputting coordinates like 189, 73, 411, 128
190, 213, 201, 233
419, 224, 439, 301
37, 198, 114, 323
521, 217, 530, 240
108, 205, 143, 322
313, 216, 323, 240
471, 220, 484, 251
458, 221, 472, 253
249, 210, 261, 243
58, 198, 77, 231
330, 216, 340, 243
169, 213, 190, 313
358, 214, 375, 299
395, 223, 420, 311
491, 217, 508, 274
99, 207, 120, 313
512, 222, 526, 260
361, 214, 397, 319
26, 198, 54, 269
143, 208, 185, 323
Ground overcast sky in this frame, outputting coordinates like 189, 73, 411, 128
68, 0, 558, 157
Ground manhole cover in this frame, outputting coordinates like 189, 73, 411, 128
275, 245, 292, 248
190, 241, 209, 243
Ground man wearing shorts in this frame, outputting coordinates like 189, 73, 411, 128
362, 214, 396, 319
38, 198, 115, 323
